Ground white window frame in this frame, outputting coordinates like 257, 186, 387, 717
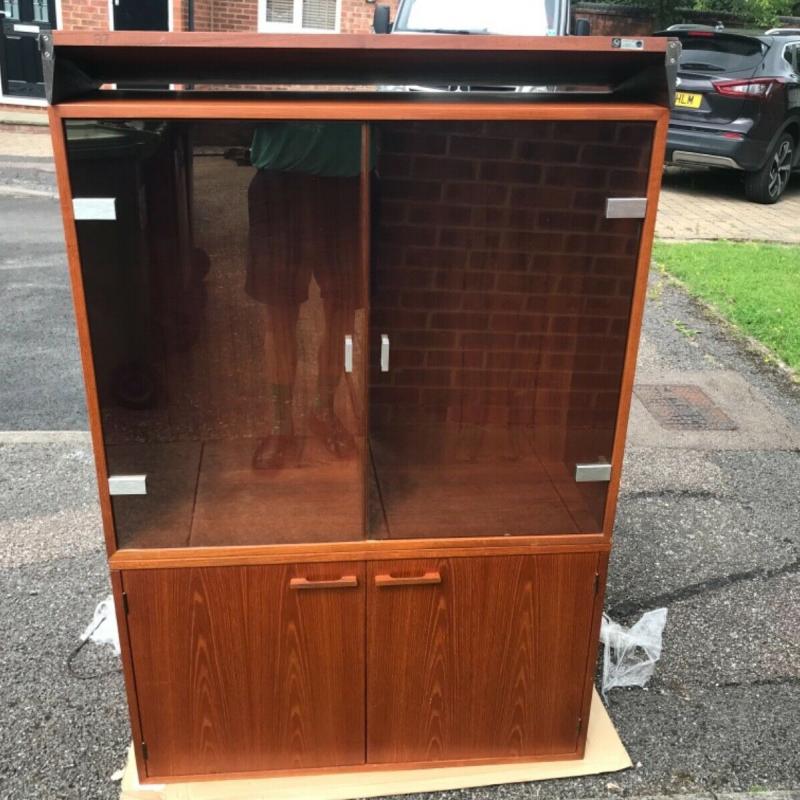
257, 0, 341, 33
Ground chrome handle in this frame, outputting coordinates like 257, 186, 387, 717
344, 335, 353, 373
380, 334, 390, 372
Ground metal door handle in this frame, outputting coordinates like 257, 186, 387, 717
344, 335, 353, 373
380, 334, 390, 372
374, 571, 441, 587
290, 575, 359, 590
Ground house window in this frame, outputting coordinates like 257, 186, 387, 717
262, 0, 338, 31
3, 0, 20, 21
33, 0, 50, 23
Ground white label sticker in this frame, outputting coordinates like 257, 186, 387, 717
73, 198, 117, 221
108, 475, 147, 496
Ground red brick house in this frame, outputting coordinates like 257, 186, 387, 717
0, 0, 398, 106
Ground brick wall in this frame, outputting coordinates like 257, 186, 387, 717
58, 0, 395, 32
214, 0, 257, 31
181, 0, 213, 30
60, 0, 108, 30
341, 0, 399, 33
572, 3, 654, 35
371, 120, 652, 470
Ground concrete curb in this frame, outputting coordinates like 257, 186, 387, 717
0, 109, 49, 127
611, 794, 799, 800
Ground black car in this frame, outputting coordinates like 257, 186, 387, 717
657, 28, 800, 203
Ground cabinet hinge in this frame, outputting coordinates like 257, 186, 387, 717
122, 592, 129, 615
141, 741, 148, 760
594, 572, 600, 594
577, 715, 583, 733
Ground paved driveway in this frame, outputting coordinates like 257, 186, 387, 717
656, 166, 800, 243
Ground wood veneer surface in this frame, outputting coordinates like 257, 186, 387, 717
123, 563, 366, 777
366, 553, 599, 763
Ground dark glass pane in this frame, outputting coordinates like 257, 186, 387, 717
369, 120, 652, 538
675, 33, 765, 70
66, 120, 366, 548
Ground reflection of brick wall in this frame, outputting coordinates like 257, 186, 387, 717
371, 120, 651, 462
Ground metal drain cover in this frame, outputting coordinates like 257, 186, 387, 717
635, 384, 737, 431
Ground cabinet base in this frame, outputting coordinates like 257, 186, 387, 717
121, 690, 629, 798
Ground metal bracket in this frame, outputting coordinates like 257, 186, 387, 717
344, 335, 353, 373
665, 39, 682, 107
72, 198, 117, 221
380, 334, 390, 373
575, 462, 612, 483
606, 198, 647, 219
40, 31, 102, 105
108, 475, 147, 496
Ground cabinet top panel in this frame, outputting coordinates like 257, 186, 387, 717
43, 32, 675, 107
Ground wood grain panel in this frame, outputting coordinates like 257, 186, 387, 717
576, 549, 610, 757
122, 563, 365, 779
52, 31, 668, 52
53, 100, 666, 122
108, 535, 608, 571
366, 553, 599, 763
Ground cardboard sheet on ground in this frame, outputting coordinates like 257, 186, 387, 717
120, 689, 630, 800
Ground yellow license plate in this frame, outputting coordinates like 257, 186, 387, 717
674, 91, 703, 109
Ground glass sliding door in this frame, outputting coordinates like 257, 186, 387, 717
66, 120, 368, 548
368, 120, 652, 538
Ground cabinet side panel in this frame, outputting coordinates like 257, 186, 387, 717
110, 570, 147, 776
577, 550, 607, 757
123, 562, 365, 778
366, 553, 598, 763
48, 108, 117, 556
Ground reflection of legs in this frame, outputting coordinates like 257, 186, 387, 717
308, 295, 356, 458
253, 302, 300, 469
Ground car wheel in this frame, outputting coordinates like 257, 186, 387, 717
744, 133, 794, 204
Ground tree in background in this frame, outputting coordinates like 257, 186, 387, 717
693, 0, 799, 26
604, 0, 800, 28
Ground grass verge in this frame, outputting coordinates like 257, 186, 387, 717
652, 240, 800, 374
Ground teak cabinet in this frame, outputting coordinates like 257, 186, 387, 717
121, 553, 602, 777
45, 31, 673, 784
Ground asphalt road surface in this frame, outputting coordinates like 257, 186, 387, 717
1, 157, 798, 800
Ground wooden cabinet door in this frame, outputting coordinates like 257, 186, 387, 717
123, 563, 365, 779
366, 553, 599, 764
